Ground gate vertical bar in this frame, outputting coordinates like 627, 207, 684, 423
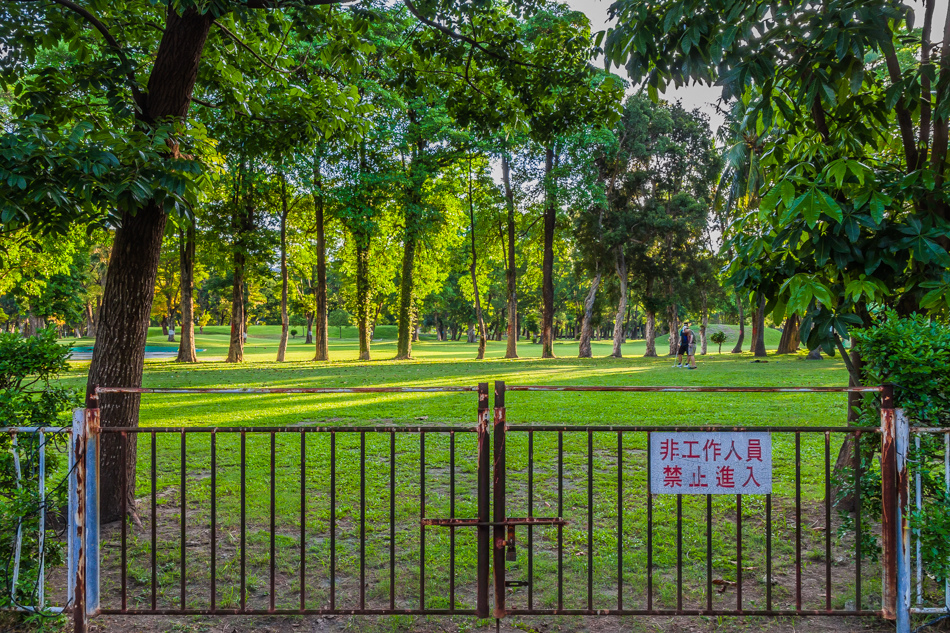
881, 384, 897, 620
492, 380, 507, 619
476, 383, 490, 619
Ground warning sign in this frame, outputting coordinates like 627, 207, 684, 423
649, 432, 771, 495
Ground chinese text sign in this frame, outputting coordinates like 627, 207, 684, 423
649, 432, 772, 494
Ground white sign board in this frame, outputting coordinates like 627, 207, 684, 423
649, 432, 772, 494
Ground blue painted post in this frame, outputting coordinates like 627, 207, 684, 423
84, 405, 100, 618
895, 408, 910, 633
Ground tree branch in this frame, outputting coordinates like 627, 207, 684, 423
402, 0, 542, 70
919, 0, 935, 163
213, 20, 295, 75
191, 96, 222, 108
242, 0, 360, 6
931, 1, 950, 193
880, 36, 920, 170
48, 0, 142, 104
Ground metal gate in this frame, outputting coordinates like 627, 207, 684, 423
1, 382, 930, 631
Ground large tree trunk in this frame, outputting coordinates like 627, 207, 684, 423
276, 176, 290, 362
541, 146, 556, 359
502, 153, 518, 359
84, 7, 213, 522
355, 238, 372, 361
85, 205, 168, 522
751, 294, 767, 357
176, 223, 197, 363
313, 161, 329, 361
578, 271, 602, 358
730, 290, 746, 353
395, 233, 417, 360
776, 315, 801, 354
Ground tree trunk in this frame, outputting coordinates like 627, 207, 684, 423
176, 223, 197, 363
85, 204, 169, 522
355, 238, 372, 361
752, 294, 767, 357
85, 302, 97, 338
83, 7, 214, 522
643, 278, 657, 357
700, 292, 708, 355
644, 310, 657, 357
467, 323, 475, 343
276, 175, 290, 362
578, 271, 602, 358
541, 146, 556, 359
610, 248, 628, 358
776, 314, 801, 354
227, 249, 245, 362
667, 303, 679, 356
313, 160, 329, 361
227, 204, 252, 363
502, 153, 518, 359
468, 157, 488, 360
396, 233, 417, 359
160, 317, 168, 337
730, 290, 745, 353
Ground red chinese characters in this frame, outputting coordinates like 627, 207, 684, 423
652, 432, 771, 494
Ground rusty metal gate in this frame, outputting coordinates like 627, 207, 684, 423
2, 382, 924, 631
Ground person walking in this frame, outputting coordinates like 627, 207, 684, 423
674, 322, 690, 367
685, 325, 698, 369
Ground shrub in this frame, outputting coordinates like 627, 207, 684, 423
710, 330, 728, 354
290, 329, 298, 339
839, 312, 950, 579
0, 327, 79, 614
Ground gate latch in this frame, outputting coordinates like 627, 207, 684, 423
506, 524, 516, 561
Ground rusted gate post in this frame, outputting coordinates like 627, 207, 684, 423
492, 381, 507, 619
881, 384, 910, 631
476, 383, 491, 619
881, 384, 897, 619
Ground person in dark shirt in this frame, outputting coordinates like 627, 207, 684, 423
674, 322, 690, 367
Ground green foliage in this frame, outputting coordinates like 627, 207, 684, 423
853, 311, 950, 427
838, 314, 950, 582
0, 327, 78, 612
605, 0, 950, 353
290, 329, 298, 339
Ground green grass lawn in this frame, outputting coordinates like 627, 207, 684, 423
50, 326, 889, 631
